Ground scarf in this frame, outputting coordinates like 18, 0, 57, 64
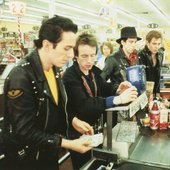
81, 72, 97, 97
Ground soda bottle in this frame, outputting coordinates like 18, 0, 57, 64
150, 100, 160, 130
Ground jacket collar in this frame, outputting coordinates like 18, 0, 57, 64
143, 45, 163, 65
25, 49, 65, 104
26, 49, 45, 82
73, 61, 94, 77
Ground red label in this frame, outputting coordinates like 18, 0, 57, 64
150, 113, 159, 130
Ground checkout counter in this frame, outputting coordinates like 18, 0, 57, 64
81, 92, 170, 170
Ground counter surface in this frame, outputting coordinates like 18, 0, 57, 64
129, 128, 170, 169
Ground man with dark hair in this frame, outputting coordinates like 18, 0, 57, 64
1, 15, 92, 170
63, 33, 138, 169
138, 30, 163, 96
101, 26, 141, 86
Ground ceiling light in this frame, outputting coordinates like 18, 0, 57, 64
142, 0, 170, 25
3, 9, 43, 19
1, 16, 41, 25
117, 7, 149, 25
55, 1, 100, 18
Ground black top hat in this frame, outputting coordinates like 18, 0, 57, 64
116, 26, 142, 44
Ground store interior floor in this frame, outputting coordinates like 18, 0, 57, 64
60, 157, 73, 170
59, 149, 73, 170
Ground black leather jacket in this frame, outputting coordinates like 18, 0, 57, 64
63, 61, 118, 127
138, 46, 163, 94
101, 47, 140, 85
3, 49, 68, 160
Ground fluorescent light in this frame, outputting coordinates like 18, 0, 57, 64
55, 1, 101, 18
142, 0, 170, 25
0, 15, 41, 25
117, 7, 149, 25
36, 0, 49, 3
58, 12, 107, 27
3, 9, 43, 19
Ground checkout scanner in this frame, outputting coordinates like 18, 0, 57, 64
126, 65, 146, 94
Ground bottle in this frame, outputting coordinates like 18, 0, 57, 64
150, 100, 160, 130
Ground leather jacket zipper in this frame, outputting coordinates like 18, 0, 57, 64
36, 99, 49, 160
63, 86, 69, 137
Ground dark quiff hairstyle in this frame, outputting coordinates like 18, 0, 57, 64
74, 33, 98, 57
146, 30, 163, 43
100, 41, 113, 55
34, 15, 78, 49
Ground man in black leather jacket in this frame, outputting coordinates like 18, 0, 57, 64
63, 33, 138, 169
138, 30, 163, 96
101, 27, 141, 86
1, 15, 92, 170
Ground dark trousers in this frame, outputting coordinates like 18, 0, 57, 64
1, 148, 59, 170
70, 149, 92, 170
68, 130, 92, 170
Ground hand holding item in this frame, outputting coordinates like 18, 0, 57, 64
72, 117, 94, 135
116, 81, 132, 94
79, 133, 103, 147
61, 138, 92, 154
113, 86, 138, 105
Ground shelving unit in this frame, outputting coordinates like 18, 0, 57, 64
160, 66, 170, 99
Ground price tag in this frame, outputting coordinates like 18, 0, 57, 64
129, 99, 140, 118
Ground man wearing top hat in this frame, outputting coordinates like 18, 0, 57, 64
101, 26, 142, 87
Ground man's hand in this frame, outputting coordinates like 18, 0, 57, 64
116, 81, 132, 94
113, 86, 138, 105
61, 138, 92, 154
72, 117, 94, 135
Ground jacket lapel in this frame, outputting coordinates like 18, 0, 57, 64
26, 50, 57, 105
54, 67, 66, 103
43, 81, 55, 104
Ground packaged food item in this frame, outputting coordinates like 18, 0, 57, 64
159, 109, 168, 130
142, 114, 150, 127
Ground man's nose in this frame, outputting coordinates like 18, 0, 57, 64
155, 44, 160, 49
68, 49, 74, 59
87, 56, 94, 62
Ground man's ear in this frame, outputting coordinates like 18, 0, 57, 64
42, 40, 52, 50
146, 40, 149, 47
121, 39, 125, 45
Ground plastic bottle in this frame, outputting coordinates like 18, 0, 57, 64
150, 100, 160, 130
